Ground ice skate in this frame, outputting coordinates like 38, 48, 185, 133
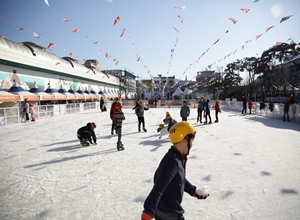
215, 119, 218, 123
143, 128, 147, 132
117, 142, 125, 151
81, 140, 90, 147
209, 121, 212, 124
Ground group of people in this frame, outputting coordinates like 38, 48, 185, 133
20, 98, 35, 122
196, 97, 221, 124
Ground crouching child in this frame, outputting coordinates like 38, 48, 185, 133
77, 122, 97, 146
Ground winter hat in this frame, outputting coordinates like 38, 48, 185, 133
29, 103, 33, 106
166, 111, 170, 116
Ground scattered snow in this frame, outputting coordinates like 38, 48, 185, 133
0, 107, 300, 219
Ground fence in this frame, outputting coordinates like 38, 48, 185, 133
1, 99, 299, 126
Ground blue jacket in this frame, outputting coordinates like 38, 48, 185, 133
204, 100, 210, 113
143, 147, 196, 217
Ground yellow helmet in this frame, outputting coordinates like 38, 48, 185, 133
166, 111, 170, 116
138, 100, 143, 105
216, 99, 219, 103
169, 121, 196, 144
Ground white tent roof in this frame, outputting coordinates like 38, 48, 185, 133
183, 88, 193, 95
172, 87, 183, 96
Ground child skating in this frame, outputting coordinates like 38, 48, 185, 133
135, 100, 148, 132
114, 105, 125, 151
77, 122, 97, 146
214, 99, 221, 123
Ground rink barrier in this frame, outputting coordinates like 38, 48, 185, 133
0, 99, 299, 126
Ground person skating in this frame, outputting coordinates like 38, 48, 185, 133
142, 121, 210, 220
110, 97, 122, 135
100, 97, 105, 112
135, 100, 148, 132
214, 99, 221, 123
283, 98, 290, 122
180, 101, 190, 121
114, 105, 125, 151
77, 122, 97, 146
203, 98, 212, 124
157, 115, 178, 139
197, 97, 204, 123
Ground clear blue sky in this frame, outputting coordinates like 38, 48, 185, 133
0, 0, 299, 81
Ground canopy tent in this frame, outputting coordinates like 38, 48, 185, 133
89, 89, 99, 100
29, 82, 54, 101
76, 87, 90, 100
183, 88, 193, 95
0, 88, 19, 103
68, 87, 84, 100
84, 89, 95, 100
7, 82, 39, 101
102, 88, 113, 100
172, 87, 184, 97
57, 85, 76, 100
45, 84, 67, 101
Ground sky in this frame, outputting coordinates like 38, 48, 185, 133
0, 106, 299, 219
0, 0, 300, 82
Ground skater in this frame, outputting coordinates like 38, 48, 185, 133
248, 100, 253, 115
268, 100, 274, 112
241, 95, 247, 115
77, 122, 97, 146
110, 97, 122, 135
180, 101, 190, 121
283, 98, 290, 122
100, 97, 105, 112
203, 98, 212, 124
29, 103, 35, 122
132, 99, 139, 110
135, 100, 148, 132
114, 105, 125, 151
163, 111, 171, 124
214, 99, 221, 123
21, 98, 30, 122
197, 97, 204, 123
157, 116, 178, 139
142, 122, 209, 220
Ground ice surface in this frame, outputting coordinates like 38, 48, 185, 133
0, 107, 300, 219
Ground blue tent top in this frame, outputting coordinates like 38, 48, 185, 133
58, 88, 67, 93
45, 88, 57, 93
76, 89, 84, 94
84, 90, 90, 94
8, 84, 26, 92
90, 90, 97, 95
68, 89, 76, 94
29, 87, 43, 93
98, 91, 104, 95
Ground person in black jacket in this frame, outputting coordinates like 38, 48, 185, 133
142, 122, 209, 220
241, 95, 247, 115
77, 122, 97, 146
283, 98, 290, 122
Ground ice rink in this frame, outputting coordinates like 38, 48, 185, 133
0, 107, 300, 220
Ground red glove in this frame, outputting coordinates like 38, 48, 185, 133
141, 212, 152, 220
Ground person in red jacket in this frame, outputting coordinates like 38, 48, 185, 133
248, 100, 253, 115
141, 122, 209, 220
214, 99, 221, 123
110, 97, 122, 135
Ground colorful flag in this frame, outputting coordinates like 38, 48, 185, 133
213, 39, 220, 45
280, 15, 292, 23
255, 34, 262, 40
265, 26, 274, 33
120, 28, 126, 38
240, 8, 250, 13
228, 18, 238, 24
47, 42, 54, 49
275, 42, 284, 45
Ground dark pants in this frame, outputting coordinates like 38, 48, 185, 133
25, 113, 29, 121
205, 112, 211, 123
138, 116, 145, 131
116, 127, 122, 143
154, 211, 184, 220
181, 117, 187, 121
242, 105, 247, 114
111, 121, 116, 134
215, 111, 219, 121
197, 108, 203, 122
283, 111, 289, 121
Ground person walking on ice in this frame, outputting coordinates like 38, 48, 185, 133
142, 121, 210, 220
114, 105, 125, 151
180, 101, 190, 121
135, 100, 148, 132
110, 97, 122, 135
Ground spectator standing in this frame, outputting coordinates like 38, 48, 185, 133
283, 98, 290, 122
248, 100, 253, 115
241, 95, 247, 115
29, 103, 35, 121
100, 97, 105, 112
21, 98, 30, 122
180, 101, 190, 121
